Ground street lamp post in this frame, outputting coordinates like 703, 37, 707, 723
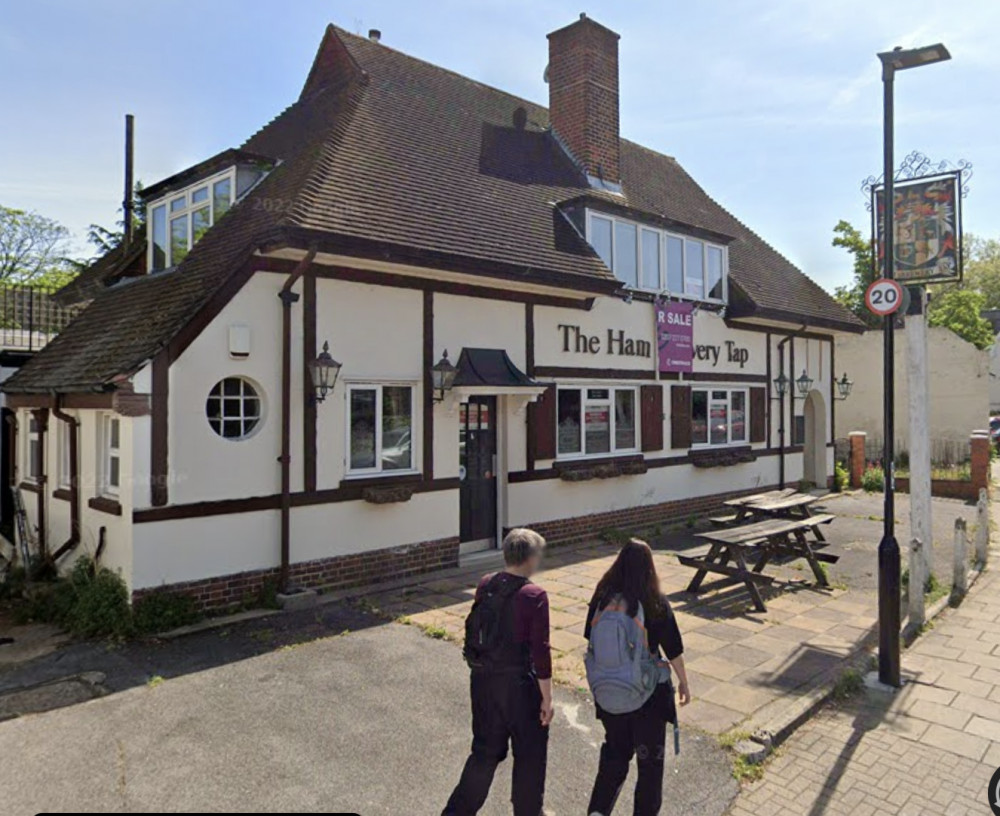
875, 43, 950, 688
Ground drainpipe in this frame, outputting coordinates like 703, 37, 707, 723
278, 248, 316, 592
50, 399, 80, 562
776, 325, 808, 489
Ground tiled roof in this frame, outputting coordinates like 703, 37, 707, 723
4, 24, 861, 394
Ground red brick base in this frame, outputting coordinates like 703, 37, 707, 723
132, 536, 460, 613
522, 484, 781, 544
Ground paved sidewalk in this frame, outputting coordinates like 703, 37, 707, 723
728, 557, 1000, 816
364, 490, 974, 737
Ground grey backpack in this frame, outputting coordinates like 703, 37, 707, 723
584, 595, 661, 715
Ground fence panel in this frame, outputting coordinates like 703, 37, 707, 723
0, 284, 83, 351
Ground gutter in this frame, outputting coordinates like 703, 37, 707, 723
277, 247, 317, 592
50, 398, 80, 563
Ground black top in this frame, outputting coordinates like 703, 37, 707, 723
584, 592, 684, 661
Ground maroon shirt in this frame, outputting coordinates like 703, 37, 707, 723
476, 572, 552, 680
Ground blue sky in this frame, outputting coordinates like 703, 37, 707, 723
1, 0, 997, 292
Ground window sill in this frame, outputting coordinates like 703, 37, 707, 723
688, 446, 756, 468
554, 454, 647, 482
362, 484, 416, 504
18, 481, 41, 494
52, 487, 73, 502
88, 495, 123, 516
339, 472, 422, 489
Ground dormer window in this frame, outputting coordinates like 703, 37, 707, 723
586, 210, 728, 303
147, 168, 235, 271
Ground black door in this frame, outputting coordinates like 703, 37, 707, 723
459, 396, 497, 548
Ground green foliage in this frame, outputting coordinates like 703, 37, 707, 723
256, 577, 280, 610
0, 205, 74, 282
833, 462, 849, 492
732, 754, 766, 784
902, 569, 948, 604
600, 528, 632, 546
133, 591, 201, 634
831, 220, 880, 328
927, 288, 995, 349
832, 668, 864, 700
0, 565, 27, 600
861, 464, 884, 493
12, 557, 134, 639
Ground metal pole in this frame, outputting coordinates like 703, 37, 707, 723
879, 62, 902, 687
123, 114, 135, 249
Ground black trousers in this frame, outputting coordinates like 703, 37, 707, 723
587, 706, 667, 816
442, 672, 548, 816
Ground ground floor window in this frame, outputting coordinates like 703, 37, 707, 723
692, 388, 747, 446
347, 383, 415, 475
25, 415, 40, 482
557, 386, 638, 458
101, 415, 121, 496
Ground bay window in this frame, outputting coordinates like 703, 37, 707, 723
347, 383, 416, 475
691, 388, 747, 447
585, 210, 728, 303
557, 386, 638, 458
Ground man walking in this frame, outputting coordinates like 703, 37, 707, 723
443, 528, 553, 816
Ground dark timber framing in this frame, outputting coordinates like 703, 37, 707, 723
150, 351, 169, 506
423, 290, 435, 480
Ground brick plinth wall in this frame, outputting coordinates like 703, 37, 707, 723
893, 477, 978, 502
132, 536, 459, 613
970, 433, 991, 494
849, 432, 867, 490
522, 483, 782, 545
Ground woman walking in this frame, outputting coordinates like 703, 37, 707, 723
584, 539, 690, 816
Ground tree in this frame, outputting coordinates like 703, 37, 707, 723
927, 288, 995, 349
831, 219, 880, 328
0, 205, 72, 283
84, 180, 146, 257
958, 235, 1000, 309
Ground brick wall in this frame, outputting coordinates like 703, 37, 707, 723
132, 536, 460, 613
522, 483, 781, 545
547, 15, 620, 181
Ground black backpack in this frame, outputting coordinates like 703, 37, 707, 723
463, 574, 527, 672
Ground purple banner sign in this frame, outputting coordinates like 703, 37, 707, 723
656, 301, 694, 374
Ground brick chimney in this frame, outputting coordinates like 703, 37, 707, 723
547, 14, 621, 184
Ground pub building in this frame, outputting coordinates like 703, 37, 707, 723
2, 16, 863, 608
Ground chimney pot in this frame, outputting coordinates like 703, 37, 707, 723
547, 15, 621, 183
368, 28, 381, 42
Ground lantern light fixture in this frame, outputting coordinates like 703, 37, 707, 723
308, 341, 341, 403
431, 349, 458, 402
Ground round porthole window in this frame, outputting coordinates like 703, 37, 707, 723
206, 377, 262, 440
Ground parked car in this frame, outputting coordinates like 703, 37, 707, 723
989, 416, 1000, 448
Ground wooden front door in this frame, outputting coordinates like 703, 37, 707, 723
459, 396, 498, 552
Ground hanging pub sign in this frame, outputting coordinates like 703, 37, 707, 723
656, 301, 694, 373
873, 172, 962, 284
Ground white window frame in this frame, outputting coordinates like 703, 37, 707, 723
57, 420, 72, 489
147, 166, 237, 271
585, 209, 729, 304
100, 414, 121, 497
691, 387, 748, 448
24, 414, 40, 483
555, 385, 640, 461
344, 381, 420, 478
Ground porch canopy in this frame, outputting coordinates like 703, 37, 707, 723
452, 348, 546, 401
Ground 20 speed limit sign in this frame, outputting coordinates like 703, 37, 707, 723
865, 278, 904, 317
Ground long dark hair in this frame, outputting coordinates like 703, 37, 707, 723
592, 539, 663, 619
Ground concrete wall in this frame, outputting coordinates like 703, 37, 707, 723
835, 325, 989, 448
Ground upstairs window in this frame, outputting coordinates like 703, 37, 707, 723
148, 169, 235, 271
586, 211, 728, 302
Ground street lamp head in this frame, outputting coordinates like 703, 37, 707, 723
878, 43, 951, 72
795, 369, 814, 397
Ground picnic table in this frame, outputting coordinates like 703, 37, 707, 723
711, 490, 830, 541
680, 514, 838, 612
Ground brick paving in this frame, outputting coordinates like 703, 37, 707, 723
728, 560, 1000, 816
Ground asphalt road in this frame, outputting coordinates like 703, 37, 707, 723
1, 616, 737, 815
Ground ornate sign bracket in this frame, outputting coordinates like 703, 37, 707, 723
861, 151, 972, 211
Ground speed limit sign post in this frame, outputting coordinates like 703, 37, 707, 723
865, 278, 904, 317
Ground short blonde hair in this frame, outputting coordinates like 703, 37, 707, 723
503, 528, 546, 566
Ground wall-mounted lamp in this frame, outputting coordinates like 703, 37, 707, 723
834, 372, 854, 401
772, 369, 814, 401
795, 369, 814, 398
431, 349, 458, 402
308, 341, 341, 403
772, 372, 790, 399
